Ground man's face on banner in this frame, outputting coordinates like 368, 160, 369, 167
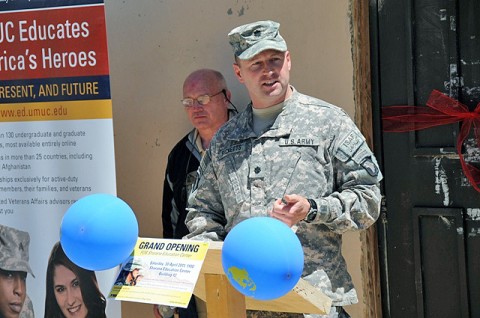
0, 269, 27, 318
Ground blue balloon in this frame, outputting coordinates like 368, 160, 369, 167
60, 193, 138, 271
222, 217, 304, 300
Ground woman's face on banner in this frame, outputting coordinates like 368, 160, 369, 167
53, 265, 88, 318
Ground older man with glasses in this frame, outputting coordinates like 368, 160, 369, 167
155, 68, 235, 318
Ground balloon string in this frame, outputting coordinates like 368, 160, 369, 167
382, 89, 480, 193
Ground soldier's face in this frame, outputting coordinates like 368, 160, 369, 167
53, 265, 88, 318
131, 268, 140, 279
0, 269, 27, 318
233, 50, 291, 109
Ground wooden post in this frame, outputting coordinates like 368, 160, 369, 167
350, 0, 383, 316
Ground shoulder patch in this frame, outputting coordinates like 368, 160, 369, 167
339, 131, 364, 156
361, 157, 379, 177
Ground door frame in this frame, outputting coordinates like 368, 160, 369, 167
351, 0, 384, 317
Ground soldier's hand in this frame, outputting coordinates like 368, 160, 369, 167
270, 194, 309, 227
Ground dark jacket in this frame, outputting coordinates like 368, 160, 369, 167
162, 130, 202, 239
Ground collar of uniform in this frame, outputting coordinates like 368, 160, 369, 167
260, 86, 297, 137
252, 100, 284, 119
226, 105, 258, 141
226, 86, 298, 141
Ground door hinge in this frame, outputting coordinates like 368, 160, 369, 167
450, 63, 464, 88
380, 195, 387, 223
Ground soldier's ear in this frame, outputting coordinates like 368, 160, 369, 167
233, 63, 244, 83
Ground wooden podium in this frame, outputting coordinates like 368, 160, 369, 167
193, 242, 332, 317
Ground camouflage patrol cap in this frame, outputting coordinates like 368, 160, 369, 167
0, 224, 34, 277
228, 20, 287, 60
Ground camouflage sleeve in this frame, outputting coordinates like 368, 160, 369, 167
20, 295, 34, 318
184, 148, 228, 241
312, 116, 383, 234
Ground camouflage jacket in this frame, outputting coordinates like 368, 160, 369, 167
186, 88, 383, 307
20, 295, 34, 318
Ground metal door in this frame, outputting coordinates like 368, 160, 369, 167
370, 0, 480, 317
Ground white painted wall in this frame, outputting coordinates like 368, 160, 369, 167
104, 1, 365, 317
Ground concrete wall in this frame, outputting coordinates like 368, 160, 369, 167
104, 1, 365, 317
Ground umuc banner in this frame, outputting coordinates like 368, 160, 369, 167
0, 1, 120, 317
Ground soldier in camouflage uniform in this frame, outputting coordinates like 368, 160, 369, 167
0, 224, 35, 318
185, 20, 383, 318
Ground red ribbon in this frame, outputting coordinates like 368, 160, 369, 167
382, 89, 480, 193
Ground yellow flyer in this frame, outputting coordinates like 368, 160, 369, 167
109, 237, 209, 307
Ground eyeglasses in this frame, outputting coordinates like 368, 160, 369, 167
181, 90, 225, 107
